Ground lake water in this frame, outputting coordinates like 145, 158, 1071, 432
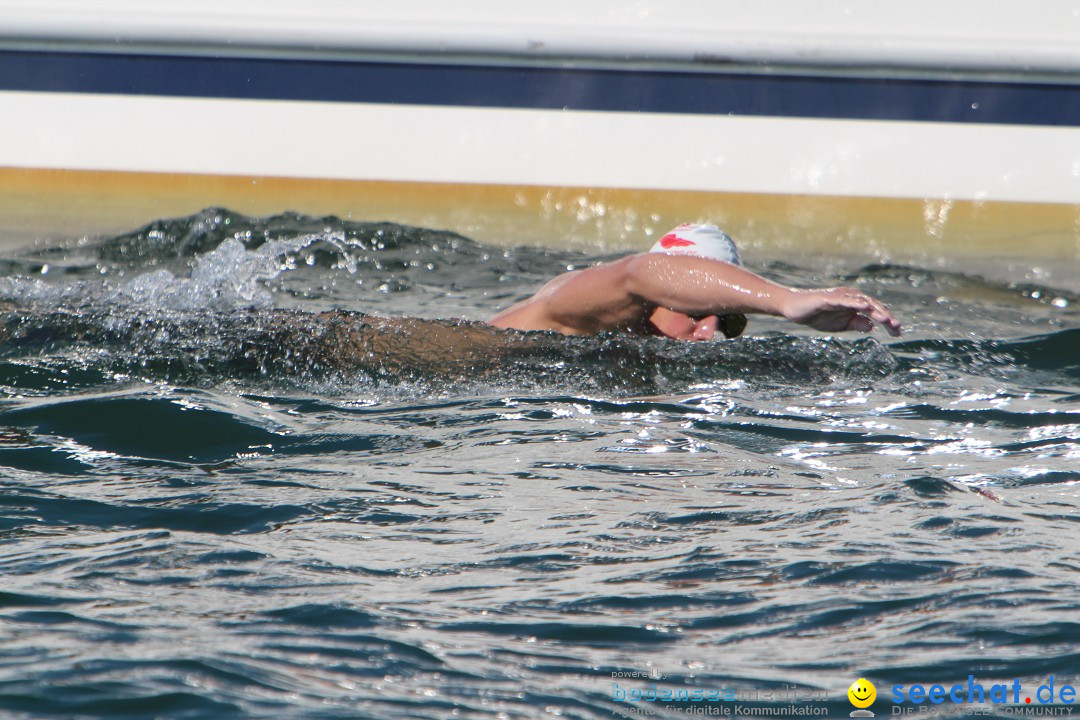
0, 208, 1077, 719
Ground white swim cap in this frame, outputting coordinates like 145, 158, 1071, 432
647, 223, 747, 338
649, 224, 741, 266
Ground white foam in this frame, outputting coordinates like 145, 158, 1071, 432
0, 230, 358, 313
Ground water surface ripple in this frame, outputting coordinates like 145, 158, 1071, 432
0, 210, 1077, 719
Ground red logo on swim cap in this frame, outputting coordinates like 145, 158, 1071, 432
660, 234, 695, 248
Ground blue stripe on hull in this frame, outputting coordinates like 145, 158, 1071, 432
2, 49, 1079, 127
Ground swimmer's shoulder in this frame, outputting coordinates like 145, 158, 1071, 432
489, 258, 645, 334
487, 267, 582, 330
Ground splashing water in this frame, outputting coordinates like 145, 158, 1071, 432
110, 231, 365, 311
2, 230, 360, 313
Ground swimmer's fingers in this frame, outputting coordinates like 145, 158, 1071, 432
785, 289, 902, 336
827, 290, 903, 337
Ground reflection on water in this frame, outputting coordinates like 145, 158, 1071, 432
0, 209, 1077, 719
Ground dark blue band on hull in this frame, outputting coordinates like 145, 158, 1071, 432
2, 49, 1079, 127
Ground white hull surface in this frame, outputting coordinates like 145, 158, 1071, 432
2, 90, 1078, 206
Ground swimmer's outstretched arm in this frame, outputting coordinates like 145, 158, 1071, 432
622, 253, 902, 336
489, 253, 901, 336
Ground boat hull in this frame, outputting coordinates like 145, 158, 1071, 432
2, 7, 1079, 255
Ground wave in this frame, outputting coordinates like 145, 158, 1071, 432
7, 207, 576, 314
892, 328, 1080, 381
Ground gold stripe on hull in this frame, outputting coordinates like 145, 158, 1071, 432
2, 167, 1078, 260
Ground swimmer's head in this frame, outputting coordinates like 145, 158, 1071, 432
649, 224, 747, 339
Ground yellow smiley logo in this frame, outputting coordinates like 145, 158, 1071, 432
848, 678, 876, 708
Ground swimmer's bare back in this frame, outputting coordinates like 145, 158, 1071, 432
308, 311, 531, 377
0, 304, 540, 380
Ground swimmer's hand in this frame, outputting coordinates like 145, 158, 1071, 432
781, 287, 902, 337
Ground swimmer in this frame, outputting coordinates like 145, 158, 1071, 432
489, 224, 902, 340
0, 225, 900, 385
